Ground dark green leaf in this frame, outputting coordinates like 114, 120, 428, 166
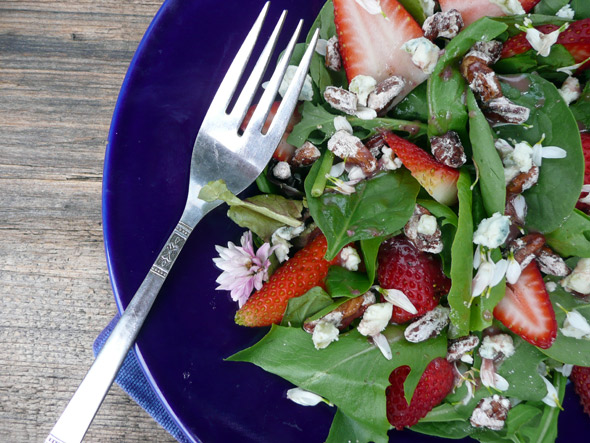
360, 236, 386, 286
572, 0, 590, 19
280, 287, 334, 328
391, 82, 428, 122
570, 81, 590, 130
326, 409, 388, 443
325, 266, 371, 299
397, 0, 430, 24
447, 169, 474, 337
467, 90, 506, 217
494, 45, 575, 82
534, 0, 570, 15
417, 198, 459, 227
545, 209, 590, 258
495, 74, 584, 233
305, 167, 420, 260
228, 325, 447, 440
470, 249, 506, 332
505, 403, 542, 441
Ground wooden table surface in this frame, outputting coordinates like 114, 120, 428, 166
1, 1, 176, 441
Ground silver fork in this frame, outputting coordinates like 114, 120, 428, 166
46, 3, 319, 442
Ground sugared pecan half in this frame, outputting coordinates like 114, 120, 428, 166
509, 233, 546, 269
423, 9, 464, 40
484, 96, 531, 124
327, 130, 377, 174
430, 131, 467, 168
291, 141, 321, 167
470, 395, 511, 431
324, 86, 358, 114
325, 36, 341, 72
367, 75, 406, 113
404, 306, 450, 343
403, 204, 443, 254
303, 292, 375, 333
447, 335, 480, 363
507, 165, 539, 194
536, 246, 571, 277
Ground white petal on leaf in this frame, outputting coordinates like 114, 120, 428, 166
541, 376, 560, 408
286, 388, 325, 406
381, 288, 418, 314
506, 258, 522, 285
315, 38, 328, 56
372, 333, 392, 360
333, 116, 353, 134
490, 259, 508, 287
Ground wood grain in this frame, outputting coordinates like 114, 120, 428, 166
0, 1, 177, 441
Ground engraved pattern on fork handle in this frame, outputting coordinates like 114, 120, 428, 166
150, 221, 192, 278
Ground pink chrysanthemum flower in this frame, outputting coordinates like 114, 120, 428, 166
213, 231, 275, 307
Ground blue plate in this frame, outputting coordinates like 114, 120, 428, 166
102, 0, 589, 441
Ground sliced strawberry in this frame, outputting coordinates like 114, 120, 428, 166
381, 130, 459, 206
386, 357, 455, 430
440, 0, 540, 26
576, 132, 590, 213
333, 0, 427, 91
235, 233, 337, 327
241, 101, 300, 162
571, 365, 590, 417
501, 19, 590, 71
377, 235, 450, 324
493, 261, 557, 349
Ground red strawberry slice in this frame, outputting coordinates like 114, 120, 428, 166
576, 132, 590, 213
333, 0, 427, 92
377, 235, 450, 324
235, 233, 337, 327
386, 357, 455, 430
501, 19, 590, 71
440, 0, 540, 26
381, 130, 459, 206
241, 101, 301, 162
493, 261, 557, 349
571, 365, 590, 417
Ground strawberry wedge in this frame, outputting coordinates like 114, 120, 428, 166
502, 19, 590, 71
381, 130, 459, 205
440, 0, 540, 26
493, 262, 557, 349
333, 0, 428, 95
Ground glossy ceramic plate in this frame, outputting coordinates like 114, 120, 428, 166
102, 0, 589, 441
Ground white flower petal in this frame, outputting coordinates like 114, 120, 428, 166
473, 244, 482, 270
381, 288, 418, 314
472, 261, 495, 297
541, 146, 567, 159
562, 309, 590, 339
353, 105, 378, 120
494, 373, 510, 392
286, 388, 325, 406
480, 358, 496, 388
532, 144, 543, 167
355, 0, 383, 15
329, 161, 346, 178
372, 333, 392, 360
555, 364, 574, 377
334, 116, 353, 134
541, 376, 560, 408
315, 38, 328, 56
506, 258, 522, 284
490, 259, 508, 287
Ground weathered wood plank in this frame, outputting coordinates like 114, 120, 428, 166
0, 0, 177, 441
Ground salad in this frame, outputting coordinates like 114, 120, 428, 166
204, 0, 590, 442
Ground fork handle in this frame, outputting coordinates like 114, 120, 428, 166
46, 219, 196, 443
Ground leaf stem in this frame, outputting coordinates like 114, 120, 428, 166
311, 150, 335, 197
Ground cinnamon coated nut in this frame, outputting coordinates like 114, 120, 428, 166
325, 35, 342, 72
507, 165, 539, 194
403, 204, 444, 254
367, 75, 406, 112
509, 233, 546, 268
327, 130, 377, 174
324, 86, 358, 114
423, 9, 464, 40
446, 335, 480, 363
484, 96, 531, 124
291, 141, 321, 167
536, 246, 571, 277
430, 131, 467, 168
303, 292, 375, 333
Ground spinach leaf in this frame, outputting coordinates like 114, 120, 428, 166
467, 90, 506, 217
545, 209, 590, 258
447, 169, 474, 337
288, 102, 427, 147
572, 0, 590, 19
228, 325, 447, 441
518, 373, 566, 443
494, 45, 575, 82
470, 249, 507, 332
538, 287, 590, 366
417, 198, 459, 228
569, 81, 590, 130
505, 403, 543, 442
281, 287, 334, 328
361, 235, 386, 285
427, 18, 508, 138
325, 266, 371, 298
326, 409, 388, 443
495, 73, 584, 233
397, 0, 430, 24
497, 336, 548, 401
534, 0, 570, 15
305, 166, 419, 260
391, 82, 428, 122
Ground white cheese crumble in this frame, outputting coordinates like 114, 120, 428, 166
545, 281, 558, 292
473, 213, 511, 249
271, 225, 305, 263
489, 0, 525, 15
312, 320, 340, 350
357, 303, 393, 337
561, 258, 590, 294
380, 147, 402, 170
559, 76, 581, 105
479, 334, 516, 360
401, 37, 440, 75
417, 214, 437, 236
278, 65, 314, 101
340, 246, 361, 271
273, 161, 291, 180
349, 75, 377, 107
556, 5, 575, 20
420, 0, 435, 17
561, 309, 590, 339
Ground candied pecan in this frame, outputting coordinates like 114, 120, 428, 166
404, 306, 450, 343
423, 9, 464, 40
536, 246, 571, 277
509, 233, 546, 268
446, 335, 480, 363
364, 133, 386, 157
507, 165, 539, 194
466, 41, 503, 66
324, 86, 358, 114
367, 75, 406, 113
484, 96, 530, 124
462, 60, 503, 103
325, 36, 342, 72
327, 130, 377, 174
403, 204, 443, 254
470, 395, 511, 431
303, 292, 375, 333
430, 131, 467, 168
291, 141, 321, 167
